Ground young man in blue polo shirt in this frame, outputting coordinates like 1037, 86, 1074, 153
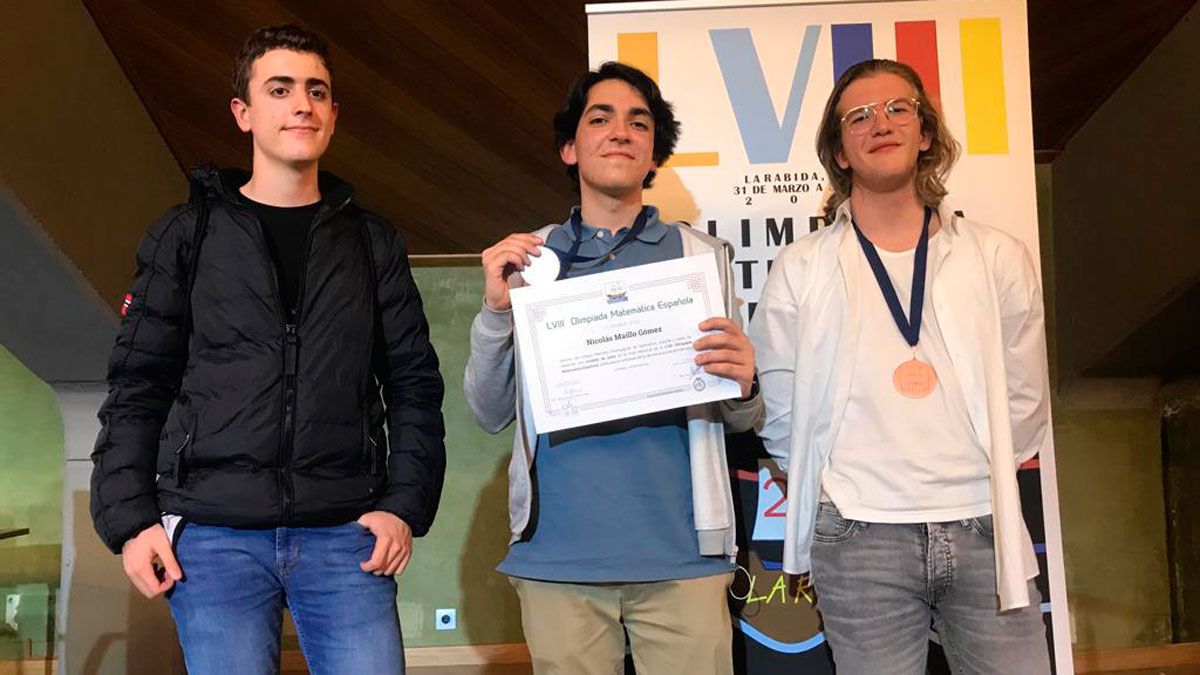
464, 62, 762, 675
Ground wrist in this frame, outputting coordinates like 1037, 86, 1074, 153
736, 373, 760, 401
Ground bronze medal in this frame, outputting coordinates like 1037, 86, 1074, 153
893, 357, 938, 398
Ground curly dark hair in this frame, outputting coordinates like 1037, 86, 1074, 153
232, 25, 332, 102
553, 62, 680, 190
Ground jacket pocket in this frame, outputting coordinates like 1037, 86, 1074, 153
173, 431, 193, 486
812, 502, 864, 544
362, 412, 385, 476
173, 412, 199, 486
965, 514, 995, 539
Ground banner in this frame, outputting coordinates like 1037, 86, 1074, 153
586, 1, 1071, 672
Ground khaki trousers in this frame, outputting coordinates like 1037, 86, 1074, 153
509, 573, 734, 675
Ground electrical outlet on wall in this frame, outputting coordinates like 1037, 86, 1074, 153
434, 608, 456, 631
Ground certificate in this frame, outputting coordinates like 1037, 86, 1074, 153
510, 253, 742, 433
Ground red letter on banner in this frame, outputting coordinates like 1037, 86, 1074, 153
895, 21, 941, 112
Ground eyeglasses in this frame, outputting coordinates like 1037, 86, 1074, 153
839, 97, 921, 136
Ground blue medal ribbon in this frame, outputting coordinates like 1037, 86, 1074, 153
851, 206, 933, 348
551, 206, 650, 280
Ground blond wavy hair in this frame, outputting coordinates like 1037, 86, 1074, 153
815, 59, 960, 223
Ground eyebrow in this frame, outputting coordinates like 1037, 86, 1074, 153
584, 103, 653, 119
263, 76, 330, 90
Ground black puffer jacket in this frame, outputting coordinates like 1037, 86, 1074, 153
91, 167, 445, 553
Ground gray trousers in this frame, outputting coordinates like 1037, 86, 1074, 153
810, 503, 1051, 675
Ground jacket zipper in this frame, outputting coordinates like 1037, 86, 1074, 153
280, 321, 299, 521
240, 194, 352, 523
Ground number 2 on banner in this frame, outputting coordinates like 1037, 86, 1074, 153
762, 476, 786, 518
752, 467, 787, 542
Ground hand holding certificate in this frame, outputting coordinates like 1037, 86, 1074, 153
510, 253, 744, 433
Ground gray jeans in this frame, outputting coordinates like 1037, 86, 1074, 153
810, 503, 1050, 675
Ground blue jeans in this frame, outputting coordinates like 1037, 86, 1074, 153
166, 522, 404, 675
810, 503, 1049, 675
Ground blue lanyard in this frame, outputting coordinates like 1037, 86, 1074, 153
552, 207, 651, 280
851, 206, 932, 347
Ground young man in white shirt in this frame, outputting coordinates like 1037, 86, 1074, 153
750, 59, 1051, 673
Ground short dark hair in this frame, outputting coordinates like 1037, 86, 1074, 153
232, 25, 332, 102
553, 62, 680, 189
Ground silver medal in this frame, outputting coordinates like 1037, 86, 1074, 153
521, 246, 561, 285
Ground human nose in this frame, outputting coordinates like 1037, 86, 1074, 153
608, 118, 632, 142
870, 105, 894, 133
293, 90, 313, 115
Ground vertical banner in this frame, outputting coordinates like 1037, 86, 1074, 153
586, 1, 1071, 673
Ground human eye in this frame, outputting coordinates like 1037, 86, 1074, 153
309, 88, 328, 100
844, 106, 871, 126
268, 86, 289, 98
886, 98, 915, 115
631, 119, 650, 130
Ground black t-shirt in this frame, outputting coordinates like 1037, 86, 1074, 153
241, 195, 322, 318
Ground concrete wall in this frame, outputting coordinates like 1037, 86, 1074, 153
1161, 382, 1200, 644
1051, 381, 1172, 650
0, 346, 63, 660
0, 0, 184, 314
1039, 164, 1172, 651
1041, 3, 1200, 653
0, 184, 117, 383
0, 1, 186, 670
1050, 4, 1200, 382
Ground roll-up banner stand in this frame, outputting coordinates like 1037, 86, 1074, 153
586, 1, 1071, 672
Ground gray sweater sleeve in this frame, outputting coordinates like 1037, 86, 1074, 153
714, 235, 766, 434
719, 385, 764, 433
463, 301, 518, 434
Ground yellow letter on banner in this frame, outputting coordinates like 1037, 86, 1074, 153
959, 18, 1008, 155
618, 32, 659, 83
617, 32, 719, 167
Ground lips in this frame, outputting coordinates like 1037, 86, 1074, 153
868, 142, 902, 153
602, 152, 636, 160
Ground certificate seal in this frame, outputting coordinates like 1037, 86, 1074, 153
521, 246, 560, 286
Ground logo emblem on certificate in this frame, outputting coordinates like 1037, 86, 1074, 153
604, 281, 628, 304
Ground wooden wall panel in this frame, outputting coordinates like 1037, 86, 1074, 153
83, 0, 1196, 253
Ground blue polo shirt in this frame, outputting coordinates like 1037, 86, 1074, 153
497, 206, 734, 583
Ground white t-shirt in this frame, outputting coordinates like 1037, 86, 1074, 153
821, 233, 992, 523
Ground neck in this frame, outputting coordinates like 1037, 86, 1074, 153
848, 181, 936, 251
579, 186, 644, 234
240, 155, 321, 207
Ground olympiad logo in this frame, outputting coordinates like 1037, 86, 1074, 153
614, 16, 1011, 169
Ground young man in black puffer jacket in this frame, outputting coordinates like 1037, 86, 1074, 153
90, 24, 444, 675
